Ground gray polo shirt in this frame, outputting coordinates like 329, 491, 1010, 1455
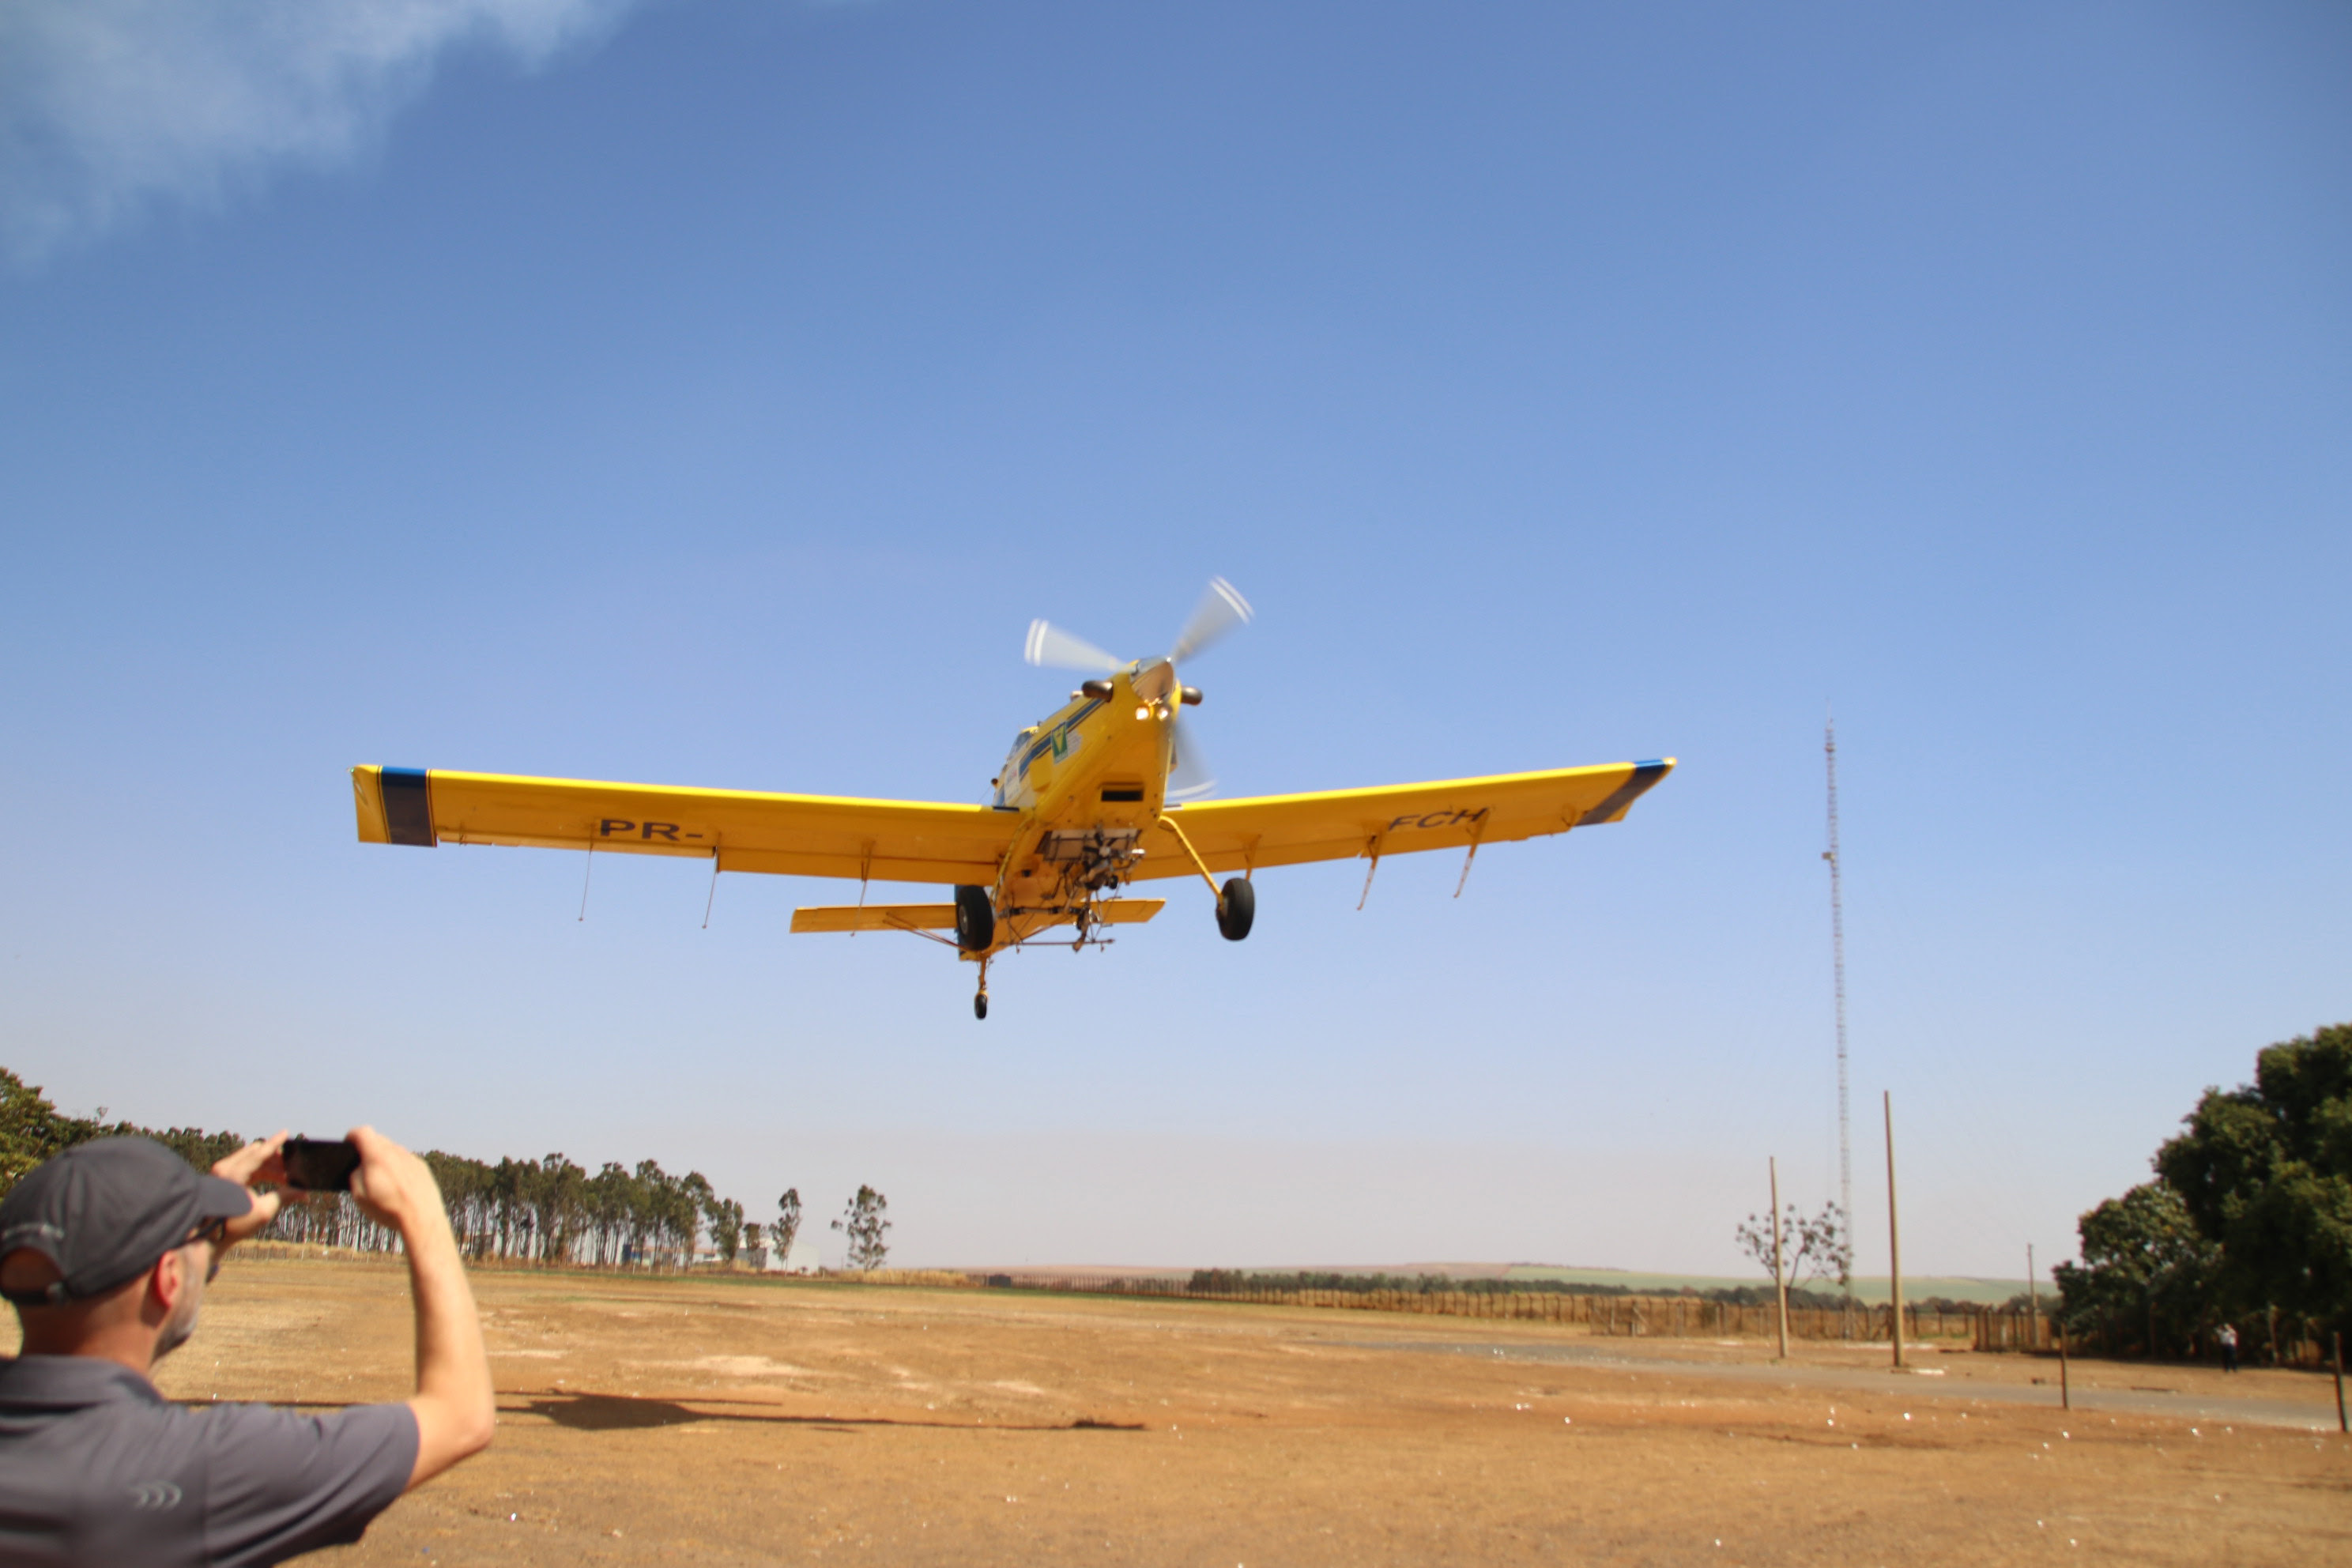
0, 1356, 418, 1567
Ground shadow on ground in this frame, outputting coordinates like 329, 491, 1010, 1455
507, 1391, 1147, 1434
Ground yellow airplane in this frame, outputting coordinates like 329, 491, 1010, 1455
350, 580, 1672, 1018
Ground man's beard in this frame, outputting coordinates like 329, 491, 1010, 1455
152, 1253, 205, 1362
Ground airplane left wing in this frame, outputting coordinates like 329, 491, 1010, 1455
1129, 759, 1674, 880
351, 766, 1021, 884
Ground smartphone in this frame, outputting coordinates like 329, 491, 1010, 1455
281, 1136, 361, 1193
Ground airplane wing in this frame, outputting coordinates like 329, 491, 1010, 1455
350, 766, 1020, 884
1129, 760, 1674, 880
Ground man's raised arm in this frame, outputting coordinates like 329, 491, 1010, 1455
345, 1126, 495, 1488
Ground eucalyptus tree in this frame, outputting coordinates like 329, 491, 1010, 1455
677, 1171, 715, 1264
774, 1189, 802, 1262
707, 1195, 746, 1264
831, 1186, 891, 1272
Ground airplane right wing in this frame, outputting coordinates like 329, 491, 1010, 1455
1128, 760, 1674, 879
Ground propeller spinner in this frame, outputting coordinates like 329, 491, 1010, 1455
1024, 577, 1253, 798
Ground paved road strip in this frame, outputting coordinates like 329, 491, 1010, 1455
1336, 1336, 2343, 1431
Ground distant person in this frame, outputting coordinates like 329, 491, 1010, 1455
2217, 1321, 2239, 1373
0, 1129, 495, 1566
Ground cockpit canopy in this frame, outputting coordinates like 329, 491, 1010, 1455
993, 727, 1039, 808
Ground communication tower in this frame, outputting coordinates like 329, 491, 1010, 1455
1823, 713, 1851, 1291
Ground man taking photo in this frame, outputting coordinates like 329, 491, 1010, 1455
0, 1126, 494, 1565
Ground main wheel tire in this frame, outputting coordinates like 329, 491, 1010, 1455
954, 885, 995, 952
1216, 876, 1255, 940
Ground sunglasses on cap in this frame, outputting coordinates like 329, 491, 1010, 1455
185, 1218, 229, 1283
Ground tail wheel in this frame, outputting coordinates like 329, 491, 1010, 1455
974, 990, 989, 1020
1216, 876, 1255, 940
954, 885, 995, 952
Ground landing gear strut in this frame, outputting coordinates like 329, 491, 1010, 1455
1157, 812, 1257, 944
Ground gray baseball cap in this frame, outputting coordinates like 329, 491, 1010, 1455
0, 1136, 253, 1307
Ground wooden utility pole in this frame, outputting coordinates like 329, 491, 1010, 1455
2028, 1243, 2038, 1351
2335, 1332, 2346, 1435
1770, 1158, 1790, 1361
1885, 1091, 1905, 1370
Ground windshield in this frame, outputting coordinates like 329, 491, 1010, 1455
994, 729, 1038, 808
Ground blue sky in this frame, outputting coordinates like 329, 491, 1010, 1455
2, 1, 2346, 1277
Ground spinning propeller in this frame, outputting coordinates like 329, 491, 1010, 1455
1024, 577, 1253, 800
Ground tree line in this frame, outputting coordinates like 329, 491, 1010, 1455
1, 1069, 888, 1272
1185, 1267, 1984, 1314
2053, 1021, 2350, 1362
1185, 1268, 1653, 1298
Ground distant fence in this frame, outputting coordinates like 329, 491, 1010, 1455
1975, 1308, 2055, 1353
968, 1274, 1994, 1342
2015, 1308, 2343, 1370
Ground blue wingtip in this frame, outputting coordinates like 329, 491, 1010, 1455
1575, 759, 1674, 827
379, 767, 435, 847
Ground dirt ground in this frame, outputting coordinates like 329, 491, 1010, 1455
11, 1258, 2349, 1565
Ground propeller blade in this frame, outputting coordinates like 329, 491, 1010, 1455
1167, 577, 1253, 665
1023, 620, 1125, 673
1165, 712, 1218, 801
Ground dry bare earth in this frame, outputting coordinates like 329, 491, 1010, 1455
10, 1260, 2347, 1565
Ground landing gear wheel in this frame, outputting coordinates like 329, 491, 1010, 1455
974, 989, 989, 1020
953, 885, 995, 952
1216, 876, 1255, 941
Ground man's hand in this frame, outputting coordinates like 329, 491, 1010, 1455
345, 1126, 450, 1239
210, 1132, 288, 1247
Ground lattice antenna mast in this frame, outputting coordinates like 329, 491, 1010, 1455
1823, 712, 1851, 1275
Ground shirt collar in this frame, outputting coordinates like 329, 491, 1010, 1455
0, 1355, 164, 1412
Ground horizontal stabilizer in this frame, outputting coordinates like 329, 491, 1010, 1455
1087, 899, 1166, 925
788, 899, 1167, 936
790, 904, 956, 934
